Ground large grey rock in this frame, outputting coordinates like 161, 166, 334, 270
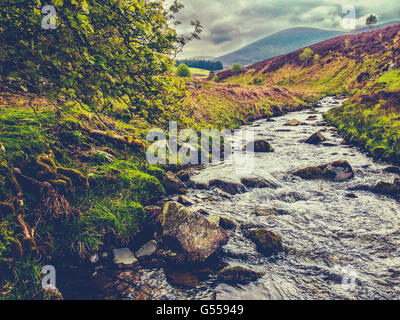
162, 171, 186, 194
323, 160, 354, 181
294, 160, 354, 182
159, 202, 229, 263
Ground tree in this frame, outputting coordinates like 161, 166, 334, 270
366, 14, 378, 29
0, 0, 202, 122
299, 48, 314, 61
231, 63, 242, 74
176, 64, 191, 77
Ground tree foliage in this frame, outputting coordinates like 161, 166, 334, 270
176, 59, 223, 71
299, 48, 313, 61
0, 0, 202, 122
366, 14, 378, 28
231, 63, 242, 74
176, 63, 191, 77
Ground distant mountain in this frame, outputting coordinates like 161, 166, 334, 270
217, 22, 400, 67
350, 21, 400, 34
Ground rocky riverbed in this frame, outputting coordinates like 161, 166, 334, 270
64, 96, 400, 300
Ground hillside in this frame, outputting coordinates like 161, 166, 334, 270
217, 23, 400, 164
217, 27, 343, 67
217, 22, 400, 67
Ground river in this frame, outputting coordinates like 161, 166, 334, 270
91, 96, 400, 300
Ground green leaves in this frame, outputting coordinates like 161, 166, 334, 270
0, 0, 201, 122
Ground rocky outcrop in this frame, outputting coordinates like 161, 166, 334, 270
159, 201, 229, 263
217, 266, 264, 284
246, 140, 274, 153
162, 171, 187, 194
247, 229, 283, 256
294, 160, 354, 181
305, 132, 326, 145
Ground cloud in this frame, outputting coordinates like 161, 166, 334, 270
174, 0, 400, 58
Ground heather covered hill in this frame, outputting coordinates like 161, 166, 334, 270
217, 23, 400, 164
215, 22, 400, 68
216, 27, 343, 67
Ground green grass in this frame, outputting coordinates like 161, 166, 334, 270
188, 67, 210, 78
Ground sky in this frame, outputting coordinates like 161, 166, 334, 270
173, 0, 400, 58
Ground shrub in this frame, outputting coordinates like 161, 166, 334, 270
176, 64, 191, 77
231, 64, 242, 74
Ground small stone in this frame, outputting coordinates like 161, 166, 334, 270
253, 209, 278, 217
246, 140, 274, 153
214, 188, 232, 198
89, 253, 99, 264
177, 195, 194, 206
219, 217, 237, 230
240, 177, 277, 189
135, 240, 158, 258
43, 286, 63, 300
209, 179, 245, 195
383, 166, 400, 174
305, 132, 326, 145
217, 266, 264, 284
247, 229, 283, 256
285, 119, 300, 126
112, 248, 137, 268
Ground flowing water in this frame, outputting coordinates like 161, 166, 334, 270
106, 97, 400, 300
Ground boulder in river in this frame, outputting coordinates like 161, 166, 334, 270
246, 139, 274, 153
162, 171, 187, 194
372, 180, 400, 198
209, 179, 246, 195
323, 160, 355, 181
285, 119, 300, 126
293, 166, 325, 180
247, 229, 283, 256
217, 266, 265, 284
305, 132, 326, 145
240, 177, 278, 189
159, 201, 229, 263
294, 160, 354, 182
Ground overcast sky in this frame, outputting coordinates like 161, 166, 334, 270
174, 0, 400, 58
